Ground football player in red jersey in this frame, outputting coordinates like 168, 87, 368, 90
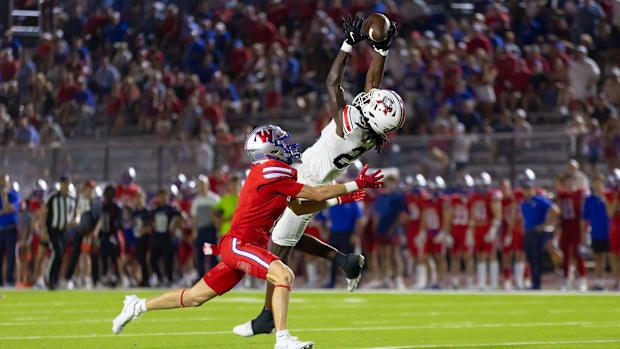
500, 179, 527, 290
467, 172, 502, 289
607, 169, 620, 290
112, 125, 382, 349
449, 175, 474, 289
419, 176, 451, 289
405, 174, 429, 289
557, 174, 587, 291
116, 167, 140, 210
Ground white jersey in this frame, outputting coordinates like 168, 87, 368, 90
300, 105, 374, 184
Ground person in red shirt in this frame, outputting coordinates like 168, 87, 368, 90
557, 174, 587, 291
0, 49, 19, 81
450, 175, 474, 289
405, 174, 429, 289
467, 172, 502, 289
607, 169, 620, 290
466, 24, 492, 55
116, 167, 141, 210
500, 179, 527, 290
112, 125, 382, 349
419, 176, 452, 289
252, 12, 278, 45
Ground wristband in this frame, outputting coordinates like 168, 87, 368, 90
373, 47, 389, 56
340, 41, 353, 53
326, 198, 340, 207
344, 181, 359, 193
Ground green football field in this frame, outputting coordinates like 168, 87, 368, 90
0, 289, 618, 349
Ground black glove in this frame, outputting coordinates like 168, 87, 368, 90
370, 20, 396, 56
342, 15, 366, 46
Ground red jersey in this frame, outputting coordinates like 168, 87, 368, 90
405, 191, 428, 235
468, 189, 502, 227
421, 195, 449, 233
502, 189, 525, 234
116, 183, 140, 207
229, 159, 304, 247
608, 190, 620, 223
450, 193, 469, 233
557, 190, 584, 233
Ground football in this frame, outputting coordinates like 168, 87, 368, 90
362, 13, 391, 42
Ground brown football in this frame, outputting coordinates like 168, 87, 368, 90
362, 13, 391, 42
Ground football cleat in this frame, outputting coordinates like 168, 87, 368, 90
345, 254, 366, 292
275, 335, 314, 349
233, 320, 254, 337
112, 295, 142, 334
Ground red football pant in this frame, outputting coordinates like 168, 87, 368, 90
203, 234, 279, 295
560, 231, 586, 278
406, 231, 423, 258
611, 223, 620, 254
450, 228, 468, 256
474, 226, 493, 254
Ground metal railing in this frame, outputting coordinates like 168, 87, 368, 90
0, 131, 582, 194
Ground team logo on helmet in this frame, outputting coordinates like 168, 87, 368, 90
378, 96, 395, 116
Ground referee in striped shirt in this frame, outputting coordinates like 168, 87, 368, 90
39, 177, 77, 290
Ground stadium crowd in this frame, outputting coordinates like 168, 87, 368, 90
0, 0, 618, 147
0, 160, 618, 292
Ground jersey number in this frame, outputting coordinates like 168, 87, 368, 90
408, 203, 420, 220
452, 205, 468, 225
425, 210, 440, 230
472, 201, 487, 222
561, 199, 575, 220
154, 213, 169, 233
333, 146, 369, 169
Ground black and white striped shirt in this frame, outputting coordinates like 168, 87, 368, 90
45, 192, 77, 230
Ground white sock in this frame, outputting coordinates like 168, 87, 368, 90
415, 265, 427, 288
451, 276, 460, 288
514, 262, 525, 289
477, 262, 487, 288
466, 276, 474, 288
276, 330, 290, 342
139, 299, 147, 313
306, 262, 317, 285
490, 261, 499, 289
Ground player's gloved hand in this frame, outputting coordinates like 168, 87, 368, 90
342, 15, 366, 46
338, 190, 367, 204
355, 164, 384, 189
414, 231, 427, 249
465, 227, 474, 248
371, 20, 396, 56
444, 233, 454, 248
503, 234, 513, 247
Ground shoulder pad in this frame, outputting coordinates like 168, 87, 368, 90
342, 105, 362, 136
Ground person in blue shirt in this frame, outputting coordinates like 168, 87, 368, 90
373, 174, 407, 289
582, 174, 614, 290
0, 174, 19, 285
318, 199, 363, 288
519, 169, 559, 290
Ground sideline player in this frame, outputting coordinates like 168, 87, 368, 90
112, 125, 383, 349
234, 15, 405, 336
557, 174, 587, 291
499, 179, 527, 290
405, 174, 428, 289
467, 172, 502, 289
419, 176, 451, 289
449, 175, 474, 289
609, 169, 620, 290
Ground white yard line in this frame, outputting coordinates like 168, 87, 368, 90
354, 339, 620, 349
0, 322, 618, 340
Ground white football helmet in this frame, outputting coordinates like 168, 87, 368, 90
244, 125, 300, 164
352, 89, 405, 135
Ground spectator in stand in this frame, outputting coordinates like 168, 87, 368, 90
39, 115, 66, 146
568, 46, 600, 113
585, 118, 603, 175
591, 93, 617, 127
94, 56, 120, 96
576, 0, 606, 39
73, 77, 95, 133
514, 109, 532, 152
0, 49, 19, 82
603, 67, 620, 108
15, 117, 40, 147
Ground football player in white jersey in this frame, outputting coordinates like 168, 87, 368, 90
233, 15, 405, 338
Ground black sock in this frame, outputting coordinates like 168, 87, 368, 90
334, 253, 347, 269
251, 307, 274, 334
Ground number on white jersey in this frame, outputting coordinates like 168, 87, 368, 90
452, 204, 468, 225
333, 145, 373, 169
154, 212, 170, 232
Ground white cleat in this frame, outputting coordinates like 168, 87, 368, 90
275, 335, 314, 349
346, 255, 365, 292
112, 295, 142, 334
233, 320, 255, 337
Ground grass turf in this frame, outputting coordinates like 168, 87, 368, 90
0, 289, 617, 349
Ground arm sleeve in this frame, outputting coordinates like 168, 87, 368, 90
261, 178, 304, 198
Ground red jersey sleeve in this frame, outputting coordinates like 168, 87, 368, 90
259, 163, 304, 198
